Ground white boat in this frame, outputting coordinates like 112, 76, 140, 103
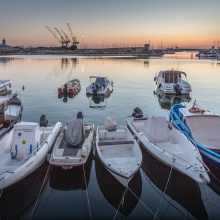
50, 112, 94, 169
196, 47, 220, 59
96, 120, 142, 187
170, 102, 220, 169
0, 79, 11, 96
154, 70, 192, 95
0, 120, 62, 189
86, 76, 113, 95
0, 93, 23, 139
126, 114, 210, 183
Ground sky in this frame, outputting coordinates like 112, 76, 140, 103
0, 0, 220, 48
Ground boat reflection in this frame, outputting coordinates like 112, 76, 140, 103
141, 148, 208, 219
88, 91, 112, 109
154, 90, 191, 110
95, 155, 142, 217
0, 162, 48, 220
49, 154, 92, 191
58, 90, 80, 103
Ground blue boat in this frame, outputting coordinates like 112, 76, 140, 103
170, 103, 220, 168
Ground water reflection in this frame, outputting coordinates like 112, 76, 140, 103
141, 149, 208, 219
154, 90, 191, 110
61, 58, 78, 70
95, 155, 142, 217
88, 91, 113, 109
49, 154, 92, 190
0, 162, 48, 220
57, 89, 81, 103
0, 57, 14, 66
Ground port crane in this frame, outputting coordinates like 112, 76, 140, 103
66, 23, 79, 50
54, 28, 70, 48
46, 24, 79, 50
46, 26, 67, 48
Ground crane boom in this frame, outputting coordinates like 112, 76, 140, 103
54, 28, 65, 41
66, 23, 74, 42
45, 26, 61, 43
61, 29, 71, 42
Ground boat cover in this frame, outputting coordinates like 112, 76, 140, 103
65, 118, 84, 147
105, 117, 117, 131
185, 115, 220, 150
144, 117, 169, 143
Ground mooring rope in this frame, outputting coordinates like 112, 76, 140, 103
30, 161, 51, 219
127, 185, 160, 220
196, 157, 220, 184
153, 159, 174, 220
82, 163, 92, 220
142, 171, 190, 219
112, 184, 129, 220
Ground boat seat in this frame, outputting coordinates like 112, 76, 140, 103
99, 128, 127, 140
99, 140, 134, 146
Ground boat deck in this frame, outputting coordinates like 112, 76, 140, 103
53, 129, 90, 157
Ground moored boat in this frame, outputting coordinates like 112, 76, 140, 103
50, 112, 94, 169
58, 79, 81, 96
196, 46, 220, 59
96, 117, 142, 187
154, 70, 191, 95
170, 102, 220, 169
0, 118, 62, 189
0, 79, 11, 96
0, 93, 23, 139
86, 76, 113, 95
127, 109, 210, 183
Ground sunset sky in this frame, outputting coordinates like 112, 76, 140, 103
0, 0, 220, 48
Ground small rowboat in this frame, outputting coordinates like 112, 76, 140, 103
96, 121, 142, 187
50, 112, 94, 169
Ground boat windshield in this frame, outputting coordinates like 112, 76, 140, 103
164, 72, 180, 83
95, 77, 106, 86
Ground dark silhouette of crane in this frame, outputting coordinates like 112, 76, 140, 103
66, 23, 79, 50
54, 28, 70, 48
46, 24, 79, 50
46, 26, 67, 48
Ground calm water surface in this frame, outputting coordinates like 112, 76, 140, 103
0, 54, 220, 219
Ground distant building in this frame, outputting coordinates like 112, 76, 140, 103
0, 38, 13, 53
144, 44, 150, 51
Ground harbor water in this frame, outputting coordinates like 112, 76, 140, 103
0, 54, 220, 219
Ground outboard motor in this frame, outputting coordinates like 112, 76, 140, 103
174, 84, 182, 95
132, 107, 143, 118
39, 114, 48, 127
